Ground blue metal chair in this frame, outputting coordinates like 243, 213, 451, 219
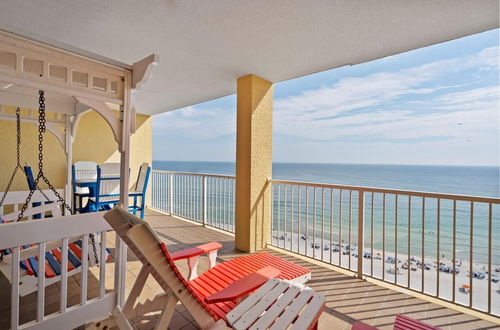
71, 161, 97, 213
87, 163, 121, 212
128, 163, 151, 219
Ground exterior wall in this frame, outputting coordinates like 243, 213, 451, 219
0, 105, 152, 194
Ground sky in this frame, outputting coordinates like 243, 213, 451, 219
153, 29, 499, 166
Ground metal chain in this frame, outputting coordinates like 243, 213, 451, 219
0, 109, 25, 260
0, 108, 24, 208
16, 91, 99, 265
16, 108, 22, 168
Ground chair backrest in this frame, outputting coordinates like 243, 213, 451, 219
24, 165, 36, 190
72, 161, 97, 194
132, 163, 151, 194
96, 163, 121, 201
23, 165, 59, 219
103, 207, 217, 328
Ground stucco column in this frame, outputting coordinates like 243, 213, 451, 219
235, 74, 273, 253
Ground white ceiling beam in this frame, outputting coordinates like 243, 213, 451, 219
0, 89, 75, 115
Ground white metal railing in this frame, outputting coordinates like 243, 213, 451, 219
150, 170, 500, 317
269, 179, 500, 317
151, 170, 236, 232
0, 190, 114, 330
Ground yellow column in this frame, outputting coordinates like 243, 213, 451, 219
235, 74, 273, 252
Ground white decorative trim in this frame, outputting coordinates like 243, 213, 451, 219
132, 54, 159, 91
74, 96, 121, 146
45, 121, 65, 151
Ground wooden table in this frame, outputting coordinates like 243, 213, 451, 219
223, 278, 325, 330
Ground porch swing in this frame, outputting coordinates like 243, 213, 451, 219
0, 30, 158, 329
0, 91, 108, 297
0, 106, 57, 223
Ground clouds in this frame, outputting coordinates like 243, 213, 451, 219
273, 47, 499, 144
153, 105, 236, 140
153, 42, 499, 165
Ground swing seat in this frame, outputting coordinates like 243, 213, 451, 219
3, 240, 112, 278
0, 238, 111, 297
0, 202, 111, 297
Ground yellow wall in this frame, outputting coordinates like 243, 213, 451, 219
0, 106, 152, 193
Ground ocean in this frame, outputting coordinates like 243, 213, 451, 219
152, 161, 499, 265
153, 161, 499, 197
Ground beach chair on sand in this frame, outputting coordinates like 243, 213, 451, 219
99, 206, 317, 329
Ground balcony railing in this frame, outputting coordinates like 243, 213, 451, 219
269, 179, 500, 317
150, 169, 500, 317
151, 170, 236, 232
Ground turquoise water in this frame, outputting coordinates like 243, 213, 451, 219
152, 161, 499, 264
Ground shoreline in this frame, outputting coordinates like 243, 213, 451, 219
272, 230, 500, 314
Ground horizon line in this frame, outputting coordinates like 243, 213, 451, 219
152, 160, 499, 168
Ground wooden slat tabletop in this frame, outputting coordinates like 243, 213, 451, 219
226, 278, 325, 330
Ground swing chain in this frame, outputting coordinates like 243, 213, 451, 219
16, 91, 99, 265
38, 92, 46, 172
16, 107, 22, 168
0, 108, 24, 208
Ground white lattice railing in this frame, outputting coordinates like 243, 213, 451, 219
0, 190, 114, 330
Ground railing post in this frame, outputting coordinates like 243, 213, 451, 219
202, 176, 207, 226
169, 173, 174, 214
357, 190, 364, 279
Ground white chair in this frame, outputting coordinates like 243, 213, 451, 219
129, 163, 151, 219
88, 163, 122, 212
72, 161, 97, 212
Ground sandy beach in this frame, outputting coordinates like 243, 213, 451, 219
271, 230, 500, 314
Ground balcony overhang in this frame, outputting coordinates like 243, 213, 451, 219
0, 1, 498, 115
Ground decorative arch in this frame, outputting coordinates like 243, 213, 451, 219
73, 96, 122, 147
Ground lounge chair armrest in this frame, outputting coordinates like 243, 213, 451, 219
171, 242, 223, 280
170, 242, 222, 261
204, 266, 280, 304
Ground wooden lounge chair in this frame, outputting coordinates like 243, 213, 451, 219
101, 206, 315, 329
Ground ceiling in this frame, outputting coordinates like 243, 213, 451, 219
0, 0, 498, 115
